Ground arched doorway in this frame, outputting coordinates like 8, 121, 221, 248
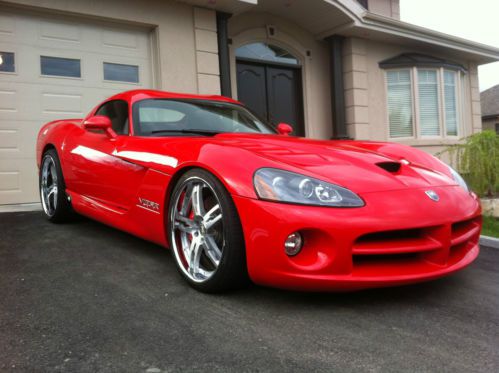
235, 42, 305, 136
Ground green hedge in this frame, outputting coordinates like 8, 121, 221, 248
440, 130, 499, 198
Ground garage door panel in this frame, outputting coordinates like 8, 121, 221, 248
0, 88, 17, 113
0, 129, 18, 151
102, 29, 139, 51
0, 159, 38, 204
0, 14, 15, 36
0, 83, 41, 121
39, 20, 82, 44
41, 92, 83, 116
0, 170, 19, 192
0, 120, 40, 157
1, 46, 152, 88
0, 81, 141, 122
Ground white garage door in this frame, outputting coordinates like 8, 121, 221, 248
0, 10, 154, 205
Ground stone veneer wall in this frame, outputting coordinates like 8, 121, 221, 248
343, 37, 370, 140
193, 8, 221, 95
469, 62, 482, 133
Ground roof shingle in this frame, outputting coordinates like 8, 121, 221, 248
481, 84, 499, 117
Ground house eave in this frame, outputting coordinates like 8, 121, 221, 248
344, 12, 499, 64
180, 0, 499, 64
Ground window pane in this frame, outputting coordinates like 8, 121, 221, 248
235, 42, 299, 65
0, 51, 15, 72
41, 56, 81, 77
418, 69, 440, 136
139, 107, 186, 123
387, 70, 413, 138
103, 62, 139, 83
133, 99, 275, 136
444, 70, 458, 136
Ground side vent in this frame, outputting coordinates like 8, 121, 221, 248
376, 161, 401, 173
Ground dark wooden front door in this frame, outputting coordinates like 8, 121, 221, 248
236, 60, 304, 136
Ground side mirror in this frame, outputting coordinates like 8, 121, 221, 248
277, 123, 293, 136
83, 115, 117, 139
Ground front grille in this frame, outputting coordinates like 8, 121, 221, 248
352, 227, 441, 256
451, 217, 481, 249
352, 217, 480, 267
353, 252, 420, 265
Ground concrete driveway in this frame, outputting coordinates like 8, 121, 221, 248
1, 211, 498, 372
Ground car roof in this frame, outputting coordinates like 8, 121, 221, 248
106, 89, 241, 105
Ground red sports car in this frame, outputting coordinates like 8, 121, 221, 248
36, 89, 481, 292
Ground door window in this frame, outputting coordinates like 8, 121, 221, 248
95, 100, 129, 135
236, 43, 299, 66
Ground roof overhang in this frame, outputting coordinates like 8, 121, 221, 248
178, 0, 499, 64
339, 12, 499, 64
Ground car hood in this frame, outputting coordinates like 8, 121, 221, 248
215, 134, 455, 194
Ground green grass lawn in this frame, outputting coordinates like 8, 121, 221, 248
482, 215, 499, 238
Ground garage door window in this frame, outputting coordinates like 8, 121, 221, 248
103, 62, 139, 83
0, 52, 15, 73
41, 56, 81, 78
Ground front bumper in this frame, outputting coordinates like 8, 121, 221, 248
233, 186, 481, 291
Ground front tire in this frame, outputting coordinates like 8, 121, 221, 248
39, 149, 73, 223
168, 169, 248, 292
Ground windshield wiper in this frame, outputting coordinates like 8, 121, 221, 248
151, 129, 221, 136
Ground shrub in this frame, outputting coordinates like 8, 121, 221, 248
439, 130, 499, 198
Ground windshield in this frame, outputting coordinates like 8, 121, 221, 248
132, 99, 276, 136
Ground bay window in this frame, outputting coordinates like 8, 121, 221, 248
386, 67, 462, 139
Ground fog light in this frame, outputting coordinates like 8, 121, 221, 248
284, 232, 303, 256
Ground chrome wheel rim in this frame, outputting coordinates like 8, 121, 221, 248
40, 156, 58, 217
170, 177, 224, 283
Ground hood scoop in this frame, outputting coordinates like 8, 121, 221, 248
376, 161, 401, 173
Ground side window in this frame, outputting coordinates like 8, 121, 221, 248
95, 100, 129, 135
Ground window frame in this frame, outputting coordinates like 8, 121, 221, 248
385, 66, 462, 140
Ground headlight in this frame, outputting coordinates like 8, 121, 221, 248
253, 168, 364, 207
448, 166, 469, 193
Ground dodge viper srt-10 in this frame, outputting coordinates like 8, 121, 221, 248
36, 89, 481, 292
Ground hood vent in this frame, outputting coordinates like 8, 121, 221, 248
376, 161, 401, 173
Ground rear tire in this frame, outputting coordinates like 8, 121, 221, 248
168, 169, 248, 293
39, 149, 74, 223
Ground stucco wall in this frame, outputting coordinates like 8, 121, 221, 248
227, 12, 333, 139
1, 0, 217, 94
347, 37, 478, 155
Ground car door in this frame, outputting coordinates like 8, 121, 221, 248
65, 99, 145, 211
